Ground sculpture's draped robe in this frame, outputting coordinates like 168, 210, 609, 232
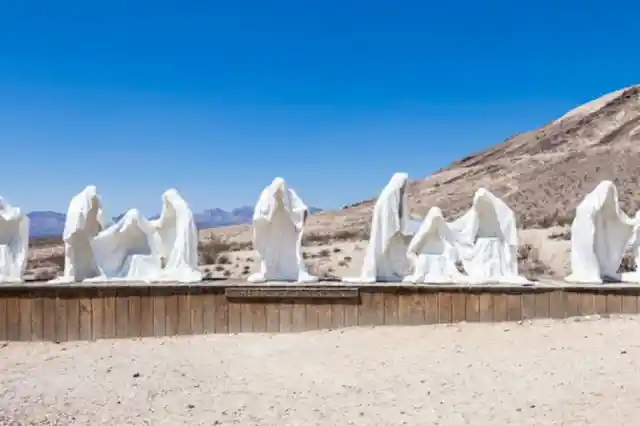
90, 209, 163, 281
0, 197, 29, 282
150, 189, 202, 282
344, 173, 412, 283
248, 178, 317, 283
566, 181, 637, 284
449, 189, 529, 284
403, 207, 468, 284
51, 185, 107, 282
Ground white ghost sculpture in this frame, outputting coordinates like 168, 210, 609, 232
150, 189, 202, 282
566, 181, 637, 284
50, 185, 107, 283
449, 188, 530, 284
343, 172, 412, 283
0, 197, 29, 283
90, 209, 164, 281
248, 177, 317, 283
403, 207, 468, 284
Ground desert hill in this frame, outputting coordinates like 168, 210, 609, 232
206, 85, 640, 246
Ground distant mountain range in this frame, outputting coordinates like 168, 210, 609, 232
27, 206, 323, 238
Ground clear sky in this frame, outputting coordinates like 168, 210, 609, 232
1, 1, 638, 216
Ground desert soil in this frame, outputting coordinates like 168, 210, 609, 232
1, 316, 639, 425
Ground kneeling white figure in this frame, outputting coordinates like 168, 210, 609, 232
403, 207, 468, 284
248, 177, 317, 283
343, 172, 413, 283
89, 209, 164, 281
50, 185, 107, 283
150, 189, 202, 282
0, 197, 29, 283
566, 181, 637, 284
449, 188, 530, 284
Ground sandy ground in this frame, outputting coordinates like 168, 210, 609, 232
1, 316, 639, 425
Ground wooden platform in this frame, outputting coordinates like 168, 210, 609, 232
1, 280, 639, 342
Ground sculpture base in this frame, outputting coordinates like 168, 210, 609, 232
0, 279, 638, 342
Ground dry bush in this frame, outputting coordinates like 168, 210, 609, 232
549, 229, 571, 240
517, 244, 552, 277
303, 229, 369, 245
198, 237, 250, 265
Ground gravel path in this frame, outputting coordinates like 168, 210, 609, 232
1, 316, 639, 425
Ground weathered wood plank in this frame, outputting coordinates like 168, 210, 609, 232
240, 303, 253, 332
140, 289, 154, 337
265, 303, 280, 332
79, 293, 92, 341
19, 295, 32, 341
127, 293, 142, 338
465, 294, 480, 322
425, 293, 439, 324
549, 291, 566, 319
43, 295, 56, 341
66, 297, 80, 341
291, 302, 306, 332
54, 295, 67, 342
152, 294, 166, 337
438, 293, 452, 323
202, 292, 216, 334
492, 294, 509, 322
278, 302, 294, 332
594, 294, 608, 315
91, 292, 104, 340
607, 294, 623, 315
103, 291, 116, 339
579, 293, 595, 316
565, 293, 581, 318
251, 303, 267, 332
507, 294, 522, 322
478, 293, 493, 322
305, 303, 320, 331
0, 296, 7, 341
621, 294, 637, 315
343, 300, 359, 328
115, 292, 129, 338
6, 296, 20, 341
31, 296, 44, 341
451, 293, 466, 323
190, 292, 204, 335
177, 294, 192, 335
408, 293, 426, 325
214, 294, 229, 333
384, 293, 399, 325
227, 301, 242, 333
165, 294, 179, 336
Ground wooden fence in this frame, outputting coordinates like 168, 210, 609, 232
0, 282, 639, 342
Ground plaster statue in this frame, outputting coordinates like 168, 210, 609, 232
566, 180, 637, 284
403, 207, 469, 284
89, 209, 164, 281
343, 172, 412, 283
248, 177, 317, 283
449, 188, 530, 284
50, 185, 107, 283
0, 197, 29, 283
150, 189, 202, 282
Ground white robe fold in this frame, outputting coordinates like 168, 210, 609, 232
403, 207, 468, 284
89, 209, 163, 282
566, 181, 637, 283
343, 172, 412, 283
50, 185, 107, 283
150, 189, 202, 282
248, 177, 317, 283
449, 188, 529, 284
0, 197, 29, 283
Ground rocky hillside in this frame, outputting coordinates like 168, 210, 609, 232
207, 85, 640, 245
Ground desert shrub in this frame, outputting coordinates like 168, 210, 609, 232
343, 256, 352, 262
223, 270, 232, 278
29, 236, 63, 248
214, 265, 225, 272
549, 229, 571, 240
618, 251, 636, 273
318, 249, 331, 257
338, 260, 348, 267
332, 247, 341, 253
217, 254, 231, 265
198, 237, 252, 265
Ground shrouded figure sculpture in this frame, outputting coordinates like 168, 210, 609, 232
403, 207, 468, 284
90, 209, 163, 281
0, 197, 29, 283
566, 181, 637, 284
343, 172, 412, 283
449, 188, 529, 284
248, 177, 317, 283
150, 189, 202, 282
50, 185, 107, 282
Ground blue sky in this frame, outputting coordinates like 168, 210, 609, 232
0, 1, 638, 215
